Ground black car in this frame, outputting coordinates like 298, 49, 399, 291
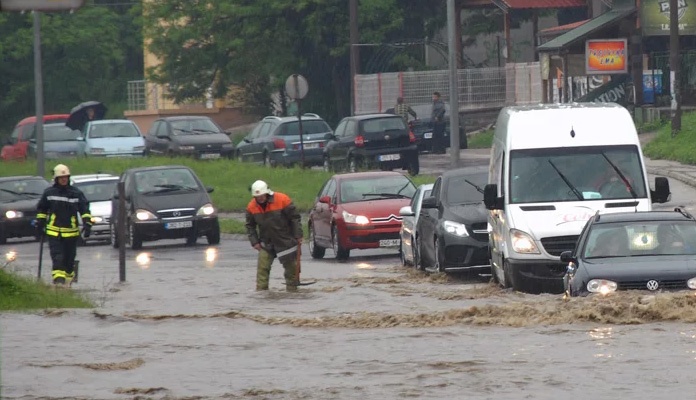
323, 114, 420, 176
386, 104, 468, 152
110, 165, 220, 249
0, 176, 50, 244
415, 169, 490, 273
562, 209, 696, 297
145, 116, 234, 159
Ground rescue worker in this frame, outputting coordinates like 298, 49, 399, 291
430, 91, 447, 154
245, 180, 303, 292
36, 164, 92, 285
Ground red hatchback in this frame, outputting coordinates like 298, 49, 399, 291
308, 171, 417, 260
2, 114, 70, 161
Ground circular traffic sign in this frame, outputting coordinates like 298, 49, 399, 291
285, 74, 309, 100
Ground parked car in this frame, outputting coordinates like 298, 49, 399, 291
80, 119, 146, 157
1, 114, 70, 161
0, 176, 50, 244
110, 165, 220, 249
145, 116, 234, 159
323, 114, 420, 176
307, 171, 416, 260
27, 123, 83, 159
562, 209, 696, 297
236, 114, 332, 167
416, 169, 490, 274
386, 104, 468, 152
71, 174, 119, 244
398, 183, 433, 267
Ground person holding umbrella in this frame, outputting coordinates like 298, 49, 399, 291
66, 101, 107, 132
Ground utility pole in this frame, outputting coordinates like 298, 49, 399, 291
349, 0, 359, 116
33, 11, 45, 178
447, 0, 460, 167
669, 0, 681, 136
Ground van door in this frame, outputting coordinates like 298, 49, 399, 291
488, 147, 506, 279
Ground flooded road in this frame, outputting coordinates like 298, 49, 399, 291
3, 164, 696, 399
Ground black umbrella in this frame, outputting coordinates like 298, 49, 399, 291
66, 101, 107, 130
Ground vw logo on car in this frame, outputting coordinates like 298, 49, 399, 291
173, 211, 181, 217
646, 280, 659, 291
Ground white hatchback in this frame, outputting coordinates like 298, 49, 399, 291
80, 119, 145, 157
71, 174, 119, 244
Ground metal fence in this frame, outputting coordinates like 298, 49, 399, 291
127, 80, 148, 111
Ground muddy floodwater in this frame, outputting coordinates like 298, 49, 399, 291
3, 238, 696, 399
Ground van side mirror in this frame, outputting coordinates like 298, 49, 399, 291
421, 196, 437, 209
651, 177, 671, 204
560, 251, 576, 264
483, 184, 503, 210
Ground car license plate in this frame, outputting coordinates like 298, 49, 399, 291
200, 153, 220, 159
424, 132, 433, 139
379, 239, 400, 247
165, 221, 193, 229
378, 154, 400, 162
300, 142, 319, 149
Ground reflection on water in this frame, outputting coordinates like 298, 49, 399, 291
205, 247, 217, 265
135, 252, 151, 269
5, 250, 16, 262
356, 262, 375, 270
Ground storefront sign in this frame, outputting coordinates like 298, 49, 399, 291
585, 39, 628, 75
641, 0, 696, 35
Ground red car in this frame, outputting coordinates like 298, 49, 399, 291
308, 171, 417, 260
2, 114, 70, 161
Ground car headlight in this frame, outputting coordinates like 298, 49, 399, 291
342, 210, 369, 225
133, 146, 145, 151
179, 145, 195, 151
5, 210, 23, 219
587, 279, 617, 295
135, 209, 157, 221
91, 216, 103, 223
510, 229, 540, 254
197, 203, 216, 216
443, 220, 469, 237
89, 148, 105, 154
687, 278, 696, 290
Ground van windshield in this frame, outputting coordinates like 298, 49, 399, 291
509, 145, 647, 203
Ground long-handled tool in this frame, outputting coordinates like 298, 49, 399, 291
37, 232, 45, 281
293, 244, 317, 287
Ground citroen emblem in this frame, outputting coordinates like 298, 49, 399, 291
173, 211, 181, 217
646, 280, 659, 291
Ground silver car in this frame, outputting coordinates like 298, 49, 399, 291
71, 174, 119, 244
398, 183, 434, 267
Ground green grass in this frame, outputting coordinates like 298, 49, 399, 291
467, 129, 494, 149
0, 269, 93, 311
643, 111, 696, 164
219, 218, 247, 235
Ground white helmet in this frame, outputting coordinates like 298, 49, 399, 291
251, 180, 273, 196
53, 164, 71, 178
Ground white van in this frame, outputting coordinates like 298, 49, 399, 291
483, 103, 671, 294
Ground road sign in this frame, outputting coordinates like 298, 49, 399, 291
0, 0, 85, 11
285, 74, 309, 100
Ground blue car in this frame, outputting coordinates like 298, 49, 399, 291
27, 123, 83, 159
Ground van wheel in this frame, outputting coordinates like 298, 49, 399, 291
501, 260, 512, 289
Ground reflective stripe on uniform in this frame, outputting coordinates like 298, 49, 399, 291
36, 213, 47, 219
52, 270, 67, 279
46, 196, 80, 203
276, 245, 298, 258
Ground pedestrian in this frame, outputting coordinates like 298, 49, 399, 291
394, 97, 417, 124
36, 164, 92, 285
431, 91, 447, 154
245, 180, 303, 292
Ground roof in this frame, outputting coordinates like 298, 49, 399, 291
0, 175, 45, 182
126, 165, 193, 174
538, 19, 589, 37
262, 113, 325, 123
16, 114, 70, 126
70, 174, 118, 183
159, 116, 213, 121
537, 7, 635, 52
493, 0, 585, 10
88, 119, 136, 125
593, 210, 695, 224
349, 113, 404, 121
334, 171, 411, 180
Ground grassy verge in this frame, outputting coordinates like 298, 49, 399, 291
219, 216, 311, 239
0, 269, 93, 311
643, 111, 696, 163
467, 129, 494, 149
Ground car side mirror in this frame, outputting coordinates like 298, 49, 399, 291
206, 186, 214, 193
243, 137, 252, 143
651, 176, 671, 204
319, 195, 331, 204
399, 205, 415, 216
560, 251, 576, 264
29, 138, 36, 143
324, 133, 335, 140
483, 184, 503, 210
421, 196, 437, 209
76, 136, 85, 141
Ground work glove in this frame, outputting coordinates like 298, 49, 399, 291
83, 222, 92, 238
35, 219, 46, 236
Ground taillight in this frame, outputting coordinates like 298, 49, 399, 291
409, 131, 416, 143
354, 135, 365, 147
273, 138, 286, 149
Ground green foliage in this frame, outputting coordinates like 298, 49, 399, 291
643, 112, 696, 164
467, 129, 494, 149
0, 269, 93, 311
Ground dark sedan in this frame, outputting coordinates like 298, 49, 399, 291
110, 165, 220, 249
562, 209, 696, 297
416, 169, 490, 274
0, 176, 50, 244
145, 116, 234, 159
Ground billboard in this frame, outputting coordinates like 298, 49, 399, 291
641, 0, 696, 35
585, 39, 628, 75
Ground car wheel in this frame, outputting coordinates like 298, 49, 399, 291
129, 221, 143, 250
264, 152, 273, 168
348, 156, 359, 173
323, 157, 332, 172
407, 156, 420, 177
399, 241, 409, 266
207, 221, 221, 245
237, 151, 244, 163
434, 237, 445, 273
332, 225, 350, 260
415, 237, 425, 271
186, 231, 197, 246
309, 224, 326, 259
110, 223, 119, 248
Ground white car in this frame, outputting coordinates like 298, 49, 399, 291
80, 119, 146, 157
398, 183, 434, 267
71, 174, 119, 244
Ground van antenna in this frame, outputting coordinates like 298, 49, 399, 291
570, 127, 575, 138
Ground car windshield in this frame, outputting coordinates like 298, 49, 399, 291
340, 175, 416, 203
0, 179, 48, 202
88, 123, 140, 138
446, 173, 486, 205
44, 124, 80, 142
134, 169, 200, 195
361, 118, 406, 133
509, 145, 647, 203
280, 120, 331, 136
170, 119, 221, 135
583, 221, 696, 258
74, 180, 118, 202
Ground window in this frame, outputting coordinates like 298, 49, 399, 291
157, 122, 169, 137
583, 221, 696, 258
148, 121, 160, 136
340, 175, 416, 203
170, 118, 221, 134
134, 169, 200, 194
89, 123, 140, 138
259, 122, 273, 138
74, 180, 119, 202
361, 117, 405, 134
445, 173, 487, 205
334, 120, 347, 137
345, 120, 357, 137
43, 124, 81, 142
